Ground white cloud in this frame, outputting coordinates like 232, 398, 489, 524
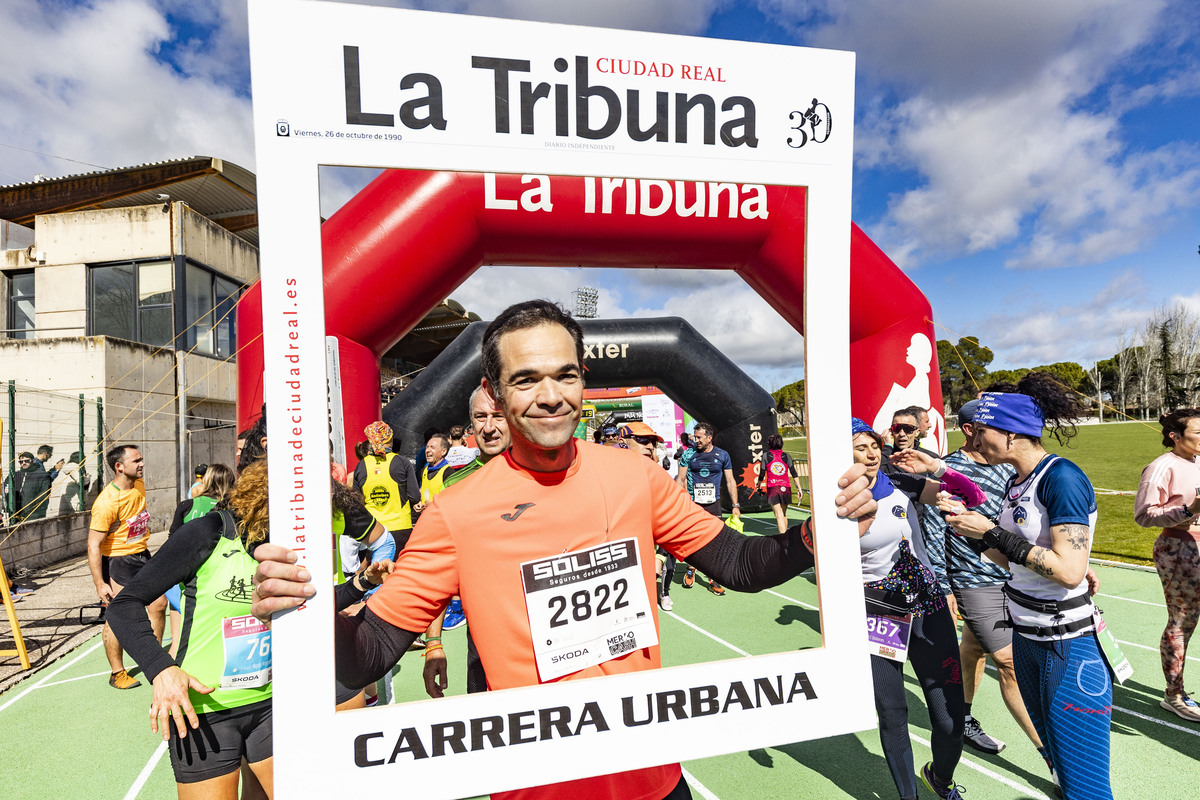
763, 0, 1200, 272
968, 270, 1151, 367
0, 0, 253, 183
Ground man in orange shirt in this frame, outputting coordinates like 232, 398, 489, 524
88, 444, 167, 689
252, 300, 877, 799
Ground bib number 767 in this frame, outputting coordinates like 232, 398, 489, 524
548, 578, 629, 627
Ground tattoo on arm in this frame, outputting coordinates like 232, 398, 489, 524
1027, 546, 1054, 578
1062, 523, 1090, 551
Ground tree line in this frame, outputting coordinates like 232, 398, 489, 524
769, 301, 1199, 425
938, 302, 1200, 420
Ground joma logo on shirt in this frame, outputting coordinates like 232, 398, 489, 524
501, 503, 535, 521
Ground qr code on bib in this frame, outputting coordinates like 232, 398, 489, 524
607, 632, 637, 655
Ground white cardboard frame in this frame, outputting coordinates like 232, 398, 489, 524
248, 2, 872, 797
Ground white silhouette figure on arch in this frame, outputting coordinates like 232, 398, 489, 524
871, 332, 947, 455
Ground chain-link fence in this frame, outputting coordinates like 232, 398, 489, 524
2, 381, 103, 526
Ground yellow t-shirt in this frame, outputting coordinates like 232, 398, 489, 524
90, 479, 150, 557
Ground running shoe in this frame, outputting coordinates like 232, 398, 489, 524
682, 568, 696, 588
920, 762, 965, 799
659, 594, 674, 612
1161, 693, 1200, 722
710, 581, 725, 596
443, 611, 467, 630
962, 715, 1006, 754
10, 585, 34, 601
109, 669, 141, 690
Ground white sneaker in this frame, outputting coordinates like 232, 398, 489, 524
1161, 693, 1200, 722
659, 595, 674, 612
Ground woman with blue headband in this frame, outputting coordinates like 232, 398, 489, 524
940, 372, 1109, 800
849, 417, 986, 800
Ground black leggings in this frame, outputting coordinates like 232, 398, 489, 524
870, 604, 964, 800
659, 548, 677, 596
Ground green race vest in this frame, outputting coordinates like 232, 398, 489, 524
178, 511, 272, 713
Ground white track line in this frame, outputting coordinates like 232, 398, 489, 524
681, 767, 722, 800
36, 670, 112, 688
0, 638, 102, 713
662, 611, 750, 656
1115, 637, 1200, 664
1113, 704, 1200, 737
124, 741, 168, 800
1096, 592, 1162, 607
764, 587, 819, 612
909, 733, 1051, 800
672, 611, 1049, 799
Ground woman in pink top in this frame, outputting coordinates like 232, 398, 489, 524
1135, 408, 1200, 722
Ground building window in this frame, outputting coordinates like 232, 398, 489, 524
89, 260, 174, 347
185, 264, 242, 358
7, 270, 35, 339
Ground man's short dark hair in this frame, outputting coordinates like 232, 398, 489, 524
903, 405, 928, 420
106, 444, 139, 473
449, 425, 465, 441
481, 300, 585, 396
427, 433, 450, 452
694, 422, 715, 438
892, 408, 918, 423
37, 444, 53, 458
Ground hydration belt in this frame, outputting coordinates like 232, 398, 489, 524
1003, 584, 1094, 638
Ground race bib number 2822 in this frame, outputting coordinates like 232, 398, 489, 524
521, 537, 658, 681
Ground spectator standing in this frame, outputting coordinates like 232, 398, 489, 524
48, 451, 85, 516
415, 432, 451, 517
13, 451, 51, 522
445, 424, 479, 469
1135, 408, 1200, 722
676, 422, 740, 595
88, 444, 168, 689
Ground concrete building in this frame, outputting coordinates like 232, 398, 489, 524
1, 157, 257, 570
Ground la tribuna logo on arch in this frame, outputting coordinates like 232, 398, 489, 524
341, 46, 762, 147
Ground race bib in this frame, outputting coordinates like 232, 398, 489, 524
693, 482, 717, 505
221, 615, 272, 689
867, 612, 912, 662
521, 538, 658, 682
125, 509, 150, 543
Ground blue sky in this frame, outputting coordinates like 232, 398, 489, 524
3, 0, 1198, 390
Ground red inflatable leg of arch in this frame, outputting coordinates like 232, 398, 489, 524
237, 170, 944, 457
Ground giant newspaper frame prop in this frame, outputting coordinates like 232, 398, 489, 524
249, 2, 872, 797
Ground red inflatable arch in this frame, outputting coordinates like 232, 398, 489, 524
237, 169, 943, 458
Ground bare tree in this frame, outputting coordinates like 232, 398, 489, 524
1114, 326, 1134, 416
1135, 315, 1159, 419
1088, 361, 1104, 422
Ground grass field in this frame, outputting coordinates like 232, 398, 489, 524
786, 417, 1169, 565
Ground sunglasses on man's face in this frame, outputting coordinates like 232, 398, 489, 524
890, 423, 917, 434
18, 459, 31, 464
630, 435, 657, 446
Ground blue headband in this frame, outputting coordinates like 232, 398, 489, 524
851, 417, 875, 436
974, 393, 1044, 437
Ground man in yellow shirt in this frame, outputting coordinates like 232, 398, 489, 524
88, 444, 167, 689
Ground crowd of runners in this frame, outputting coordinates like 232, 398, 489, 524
77, 298, 1200, 800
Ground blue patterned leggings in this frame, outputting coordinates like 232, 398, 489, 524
1012, 633, 1113, 800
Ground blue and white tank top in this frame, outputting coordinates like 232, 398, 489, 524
1001, 455, 1097, 640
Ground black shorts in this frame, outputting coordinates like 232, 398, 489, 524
169, 698, 273, 783
766, 487, 792, 506
700, 500, 722, 517
101, 550, 151, 587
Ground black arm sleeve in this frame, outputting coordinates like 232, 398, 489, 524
168, 499, 194, 535
333, 606, 421, 689
683, 523, 815, 592
352, 461, 366, 491
107, 515, 224, 684
400, 458, 420, 505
